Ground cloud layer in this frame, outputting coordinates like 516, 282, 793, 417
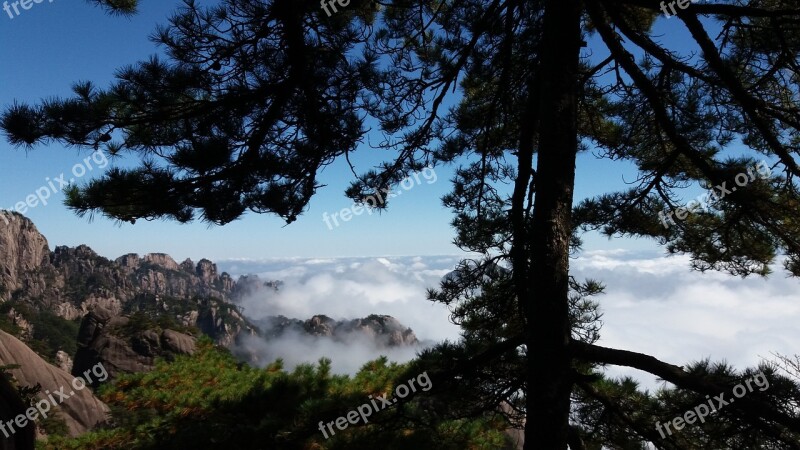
219, 251, 800, 388
219, 256, 464, 374
572, 250, 800, 389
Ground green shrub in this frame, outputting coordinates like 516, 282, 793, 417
40, 340, 509, 450
0, 301, 79, 362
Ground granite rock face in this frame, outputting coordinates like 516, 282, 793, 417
141, 253, 180, 271
344, 315, 420, 346
114, 252, 235, 301
0, 212, 50, 299
55, 350, 73, 373
230, 274, 282, 299
0, 330, 109, 438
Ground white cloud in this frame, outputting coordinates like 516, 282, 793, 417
573, 250, 800, 390
219, 251, 800, 389
234, 329, 422, 375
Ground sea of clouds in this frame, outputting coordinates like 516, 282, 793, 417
218, 256, 464, 374
572, 249, 800, 390
217, 251, 800, 390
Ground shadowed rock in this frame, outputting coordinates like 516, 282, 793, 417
72, 307, 197, 383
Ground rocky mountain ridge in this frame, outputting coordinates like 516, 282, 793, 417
0, 211, 253, 357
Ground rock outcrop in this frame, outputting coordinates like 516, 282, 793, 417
115, 253, 235, 301
0, 330, 109, 437
71, 307, 197, 383
141, 253, 180, 271
0, 212, 50, 300
341, 315, 420, 346
0, 211, 238, 313
231, 274, 281, 299
258, 314, 419, 347
55, 351, 73, 373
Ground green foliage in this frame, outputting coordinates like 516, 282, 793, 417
0, 364, 40, 405
40, 339, 509, 450
571, 360, 800, 449
120, 293, 242, 337
84, 0, 137, 16
37, 414, 70, 439
108, 310, 197, 338
63, 271, 116, 304
30, 311, 80, 359
0, 301, 80, 362
3, 0, 374, 226
0, 310, 22, 336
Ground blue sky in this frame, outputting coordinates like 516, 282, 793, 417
0, 1, 695, 262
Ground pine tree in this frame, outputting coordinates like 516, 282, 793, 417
5, 0, 800, 448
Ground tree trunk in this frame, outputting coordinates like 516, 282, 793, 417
523, 0, 582, 448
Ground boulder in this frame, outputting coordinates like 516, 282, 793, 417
0, 330, 109, 437
73, 311, 196, 383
